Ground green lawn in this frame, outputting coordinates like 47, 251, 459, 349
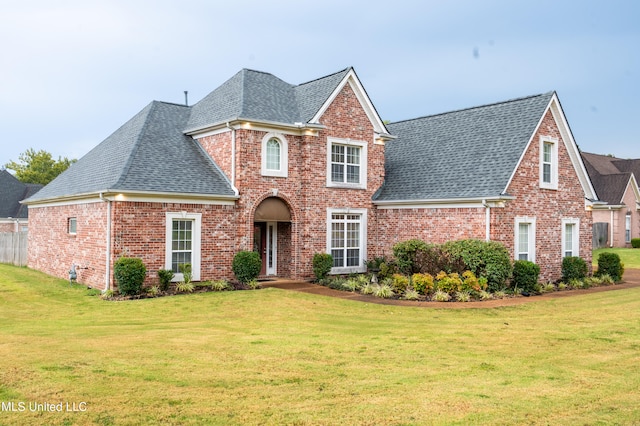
1, 265, 640, 425
594, 247, 640, 269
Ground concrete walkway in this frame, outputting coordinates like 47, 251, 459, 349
262, 268, 640, 308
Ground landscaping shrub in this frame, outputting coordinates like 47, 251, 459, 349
511, 260, 540, 293
312, 253, 333, 281
460, 270, 486, 293
631, 238, 640, 248
366, 256, 397, 281
434, 271, 462, 294
411, 273, 434, 295
232, 251, 262, 284
441, 239, 512, 292
561, 256, 588, 282
157, 269, 174, 291
390, 274, 410, 294
596, 252, 624, 282
114, 257, 147, 296
392, 239, 429, 275
413, 244, 463, 275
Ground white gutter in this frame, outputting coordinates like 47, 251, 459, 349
227, 122, 238, 194
100, 192, 111, 292
373, 195, 514, 208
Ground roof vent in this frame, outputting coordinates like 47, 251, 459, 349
184, 91, 189, 106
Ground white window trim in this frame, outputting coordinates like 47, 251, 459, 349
68, 217, 77, 235
326, 208, 367, 274
165, 212, 202, 282
625, 213, 631, 243
326, 137, 367, 190
561, 218, 580, 258
539, 136, 559, 190
261, 132, 288, 177
514, 217, 536, 262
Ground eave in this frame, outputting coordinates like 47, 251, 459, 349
185, 118, 326, 138
373, 195, 515, 209
23, 189, 239, 208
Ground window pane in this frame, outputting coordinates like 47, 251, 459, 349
331, 164, 344, 182
565, 224, 573, 254
346, 165, 360, 183
543, 143, 552, 162
266, 139, 280, 170
543, 163, 551, 183
331, 145, 344, 163
332, 249, 344, 268
171, 219, 194, 272
331, 144, 361, 184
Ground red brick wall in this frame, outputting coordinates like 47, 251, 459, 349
492, 110, 592, 281
372, 207, 487, 257
28, 202, 108, 288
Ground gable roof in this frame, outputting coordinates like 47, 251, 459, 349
582, 152, 640, 205
0, 170, 42, 218
186, 68, 352, 133
25, 101, 236, 204
374, 92, 555, 202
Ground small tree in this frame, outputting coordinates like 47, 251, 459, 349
113, 257, 147, 296
232, 251, 262, 284
312, 253, 333, 281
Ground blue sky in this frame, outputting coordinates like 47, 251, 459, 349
1, 0, 638, 169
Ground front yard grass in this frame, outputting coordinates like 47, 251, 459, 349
1, 264, 640, 425
594, 247, 640, 269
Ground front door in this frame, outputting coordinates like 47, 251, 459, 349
253, 222, 277, 276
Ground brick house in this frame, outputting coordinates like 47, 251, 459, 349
0, 169, 42, 232
24, 67, 597, 290
581, 152, 640, 247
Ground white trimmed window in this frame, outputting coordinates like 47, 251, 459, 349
562, 218, 580, 257
626, 213, 632, 243
540, 136, 559, 189
165, 212, 201, 281
327, 138, 367, 189
327, 208, 367, 274
68, 217, 77, 235
261, 133, 288, 177
515, 217, 536, 262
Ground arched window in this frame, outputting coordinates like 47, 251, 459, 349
261, 133, 288, 177
266, 138, 281, 171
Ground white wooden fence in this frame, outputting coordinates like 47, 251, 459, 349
0, 232, 28, 266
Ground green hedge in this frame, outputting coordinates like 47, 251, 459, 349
631, 238, 640, 249
596, 252, 624, 282
562, 256, 588, 282
232, 251, 262, 284
114, 257, 147, 296
512, 260, 540, 293
441, 240, 513, 292
312, 253, 333, 281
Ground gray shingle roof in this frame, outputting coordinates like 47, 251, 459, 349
186, 68, 350, 132
582, 152, 639, 205
374, 92, 555, 201
0, 170, 42, 217
26, 101, 235, 202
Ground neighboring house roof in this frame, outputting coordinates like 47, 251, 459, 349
0, 169, 42, 218
186, 68, 351, 133
582, 152, 640, 205
26, 101, 236, 203
375, 92, 556, 202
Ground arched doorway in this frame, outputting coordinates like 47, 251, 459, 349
253, 197, 292, 276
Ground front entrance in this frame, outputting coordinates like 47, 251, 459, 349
254, 222, 277, 276
253, 197, 292, 277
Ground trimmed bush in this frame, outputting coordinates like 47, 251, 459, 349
460, 270, 486, 293
411, 273, 434, 295
631, 238, 640, 248
157, 269, 174, 292
114, 257, 147, 296
390, 274, 410, 294
596, 252, 624, 282
561, 256, 588, 282
441, 240, 512, 292
232, 251, 262, 284
312, 253, 333, 281
392, 239, 429, 275
511, 260, 540, 293
434, 271, 462, 294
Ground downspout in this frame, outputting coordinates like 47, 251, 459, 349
483, 199, 490, 241
609, 206, 614, 248
100, 193, 111, 292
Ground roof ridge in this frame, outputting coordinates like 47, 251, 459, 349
389, 91, 555, 125
295, 67, 351, 87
